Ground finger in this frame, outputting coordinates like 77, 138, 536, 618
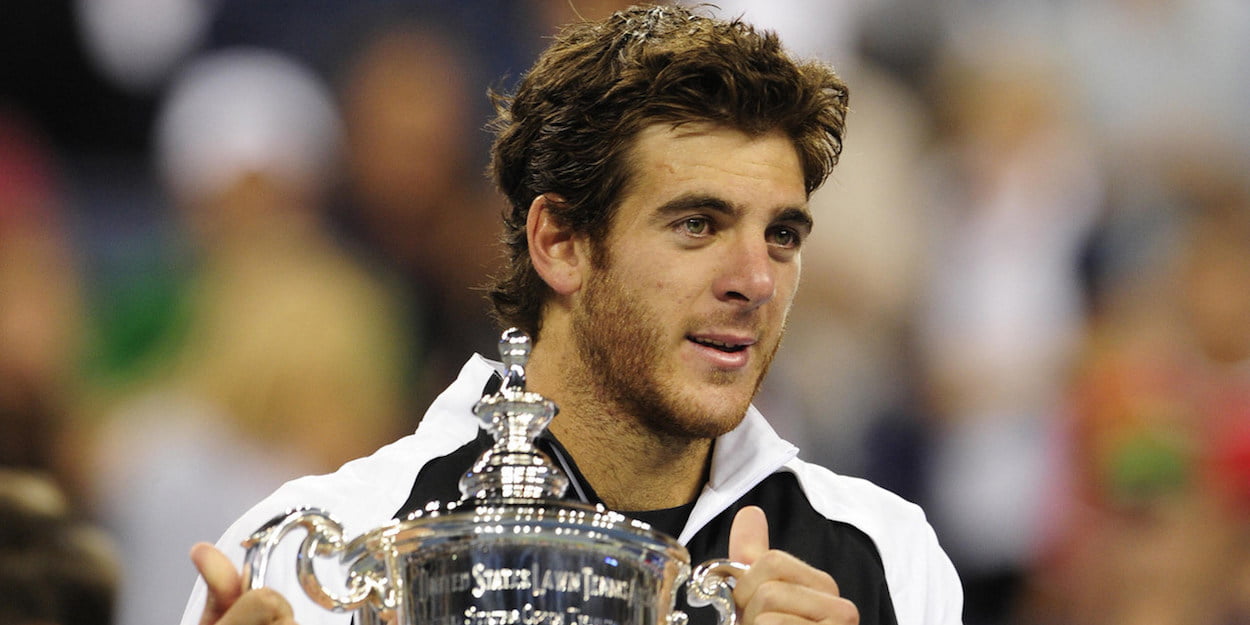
740, 580, 858, 625
732, 550, 841, 616
226, 587, 297, 625
729, 506, 769, 565
191, 542, 243, 625
740, 550, 841, 594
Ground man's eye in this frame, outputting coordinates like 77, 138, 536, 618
768, 227, 801, 248
681, 217, 711, 236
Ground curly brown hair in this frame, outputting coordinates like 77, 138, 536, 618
487, 4, 849, 338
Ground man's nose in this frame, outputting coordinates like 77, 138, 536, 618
714, 236, 777, 309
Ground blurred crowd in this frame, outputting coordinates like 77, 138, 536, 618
1, 1, 1248, 625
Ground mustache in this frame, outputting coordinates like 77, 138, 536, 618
682, 312, 773, 337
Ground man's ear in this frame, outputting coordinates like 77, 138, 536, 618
527, 194, 587, 295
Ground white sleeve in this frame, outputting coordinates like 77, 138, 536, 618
785, 460, 964, 625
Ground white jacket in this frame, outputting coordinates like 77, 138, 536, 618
178, 355, 963, 625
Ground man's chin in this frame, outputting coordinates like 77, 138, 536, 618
653, 394, 753, 440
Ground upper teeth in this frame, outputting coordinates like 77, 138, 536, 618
697, 338, 738, 348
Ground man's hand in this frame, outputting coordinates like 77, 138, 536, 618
728, 507, 859, 625
191, 542, 297, 625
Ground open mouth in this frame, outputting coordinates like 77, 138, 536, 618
688, 336, 748, 353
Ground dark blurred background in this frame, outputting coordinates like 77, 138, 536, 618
2, 2, 1249, 625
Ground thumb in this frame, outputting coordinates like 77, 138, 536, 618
728, 505, 769, 565
191, 542, 243, 625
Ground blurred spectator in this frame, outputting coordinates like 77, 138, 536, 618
912, 46, 1104, 624
328, 19, 505, 404
0, 110, 88, 497
1028, 149, 1250, 625
0, 469, 120, 625
86, 48, 411, 625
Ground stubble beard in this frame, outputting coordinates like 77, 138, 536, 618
571, 264, 780, 441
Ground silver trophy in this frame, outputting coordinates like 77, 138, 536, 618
241, 328, 746, 625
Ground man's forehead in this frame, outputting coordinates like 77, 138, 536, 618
629, 122, 804, 186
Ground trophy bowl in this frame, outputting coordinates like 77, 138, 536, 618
241, 329, 745, 625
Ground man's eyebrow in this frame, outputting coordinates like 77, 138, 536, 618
776, 206, 814, 232
650, 193, 811, 223
650, 193, 736, 221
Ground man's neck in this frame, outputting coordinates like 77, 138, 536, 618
547, 402, 712, 511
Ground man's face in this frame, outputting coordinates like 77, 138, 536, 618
571, 123, 810, 439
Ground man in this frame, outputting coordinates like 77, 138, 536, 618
180, 5, 963, 625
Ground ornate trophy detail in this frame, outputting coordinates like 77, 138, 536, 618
241, 329, 744, 625
459, 328, 569, 501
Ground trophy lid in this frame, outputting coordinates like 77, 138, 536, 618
458, 328, 570, 501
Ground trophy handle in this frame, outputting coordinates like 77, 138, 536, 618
241, 508, 378, 613
685, 559, 750, 625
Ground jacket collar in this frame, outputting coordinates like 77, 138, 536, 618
681, 405, 798, 543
